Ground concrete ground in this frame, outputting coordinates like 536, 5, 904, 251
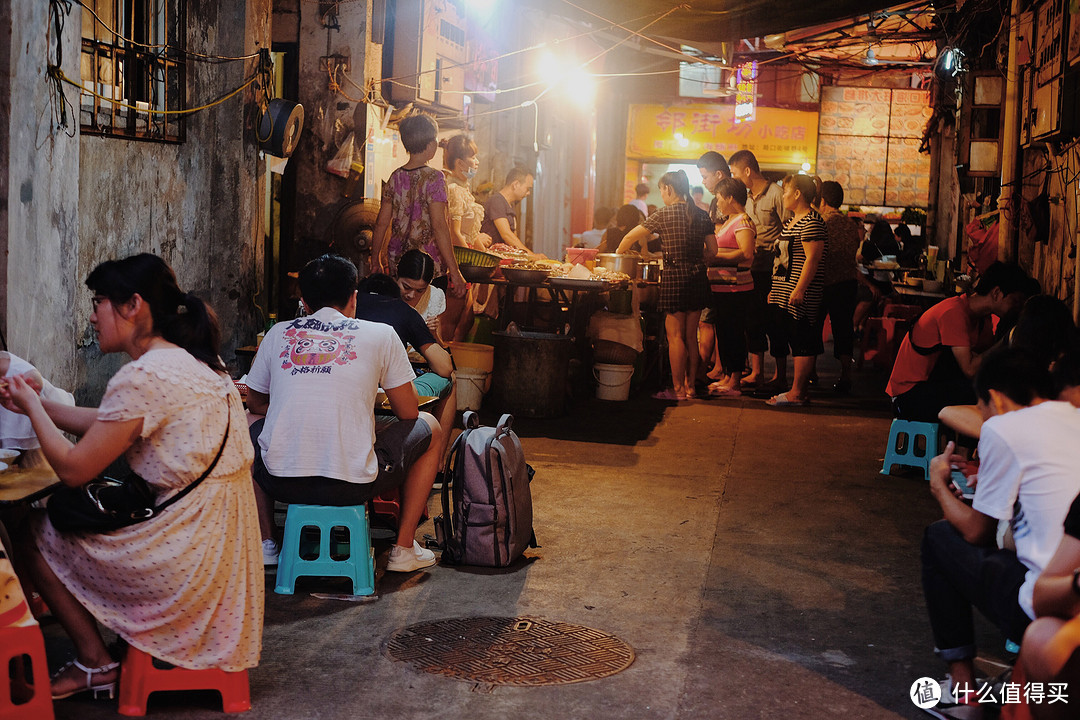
42, 360, 1011, 719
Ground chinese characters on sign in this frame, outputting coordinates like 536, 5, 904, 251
627, 103, 818, 167
734, 60, 757, 124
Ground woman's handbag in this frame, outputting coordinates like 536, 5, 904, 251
46, 402, 231, 533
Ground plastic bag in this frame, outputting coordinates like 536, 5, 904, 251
326, 132, 355, 177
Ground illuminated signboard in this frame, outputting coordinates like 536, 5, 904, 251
626, 102, 818, 169
734, 60, 757, 124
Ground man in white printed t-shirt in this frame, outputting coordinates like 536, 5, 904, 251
920, 346, 1080, 707
245, 254, 443, 573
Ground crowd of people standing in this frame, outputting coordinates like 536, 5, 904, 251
603, 148, 872, 406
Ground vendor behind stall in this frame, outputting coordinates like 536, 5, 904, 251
480, 167, 534, 254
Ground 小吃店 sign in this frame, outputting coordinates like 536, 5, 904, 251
734, 61, 757, 124
626, 102, 818, 168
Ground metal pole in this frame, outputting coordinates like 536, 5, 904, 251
996, 0, 1022, 262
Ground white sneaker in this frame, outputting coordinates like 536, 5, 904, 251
262, 539, 280, 567
386, 540, 437, 572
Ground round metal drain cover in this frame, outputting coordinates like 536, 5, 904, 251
385, 616, 635, 685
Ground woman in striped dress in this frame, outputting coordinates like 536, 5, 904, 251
618, 170, 712, 400
765, 174, 827, 406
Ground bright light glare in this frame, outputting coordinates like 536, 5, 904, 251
465, 0, 497, 17
675, 132, 690, 148
536, 51, 594, 110
565, 68, 596, 108
801, 162, 812, 172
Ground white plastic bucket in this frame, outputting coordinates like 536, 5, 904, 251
456, 369, 489, 411
593, 362, 634, 401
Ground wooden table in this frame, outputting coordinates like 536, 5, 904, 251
374, 393, 439, 415
0, 466, 60, 505
892, 283, 951, 308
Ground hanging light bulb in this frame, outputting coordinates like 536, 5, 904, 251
935, 46, 965, 80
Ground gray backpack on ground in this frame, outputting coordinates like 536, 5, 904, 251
434, 411, 537, 567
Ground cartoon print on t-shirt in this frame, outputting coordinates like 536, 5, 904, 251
279, 328, 358, 374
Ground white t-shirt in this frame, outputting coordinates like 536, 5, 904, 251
972, 401, 1080, 619
0, 352, 75, 450
630, 198, 648, 217
579, 228, 604, 248
246, 307, 415, 484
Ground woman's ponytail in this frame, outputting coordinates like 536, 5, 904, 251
86, 254, 226, 373
162, 293, 225, 373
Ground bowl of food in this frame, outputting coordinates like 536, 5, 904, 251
904, 276, 923, 288
501, 265, 550, 285
452, 245, 500, 268
459, 264, 498, 283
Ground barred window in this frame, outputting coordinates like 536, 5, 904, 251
79, 0, 186, 141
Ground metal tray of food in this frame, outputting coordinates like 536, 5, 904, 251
547, 276, 609, 292
459, 264, 498, 283
500, 267, 550, 285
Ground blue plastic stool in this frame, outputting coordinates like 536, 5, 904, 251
274, 504, 375, 596
881, 419, 939, 481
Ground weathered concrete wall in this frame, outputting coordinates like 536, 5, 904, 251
3, 1, 82, 393
290, 1, 370, 249
1022, 144, 1079, 316
76, 0, 271, 400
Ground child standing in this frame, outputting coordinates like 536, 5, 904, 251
373, 114, 466, 296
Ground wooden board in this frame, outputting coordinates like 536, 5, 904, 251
0, 466, 60, 505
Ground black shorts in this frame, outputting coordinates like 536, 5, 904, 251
784, 313, 824, 357
250, 417, 432, 506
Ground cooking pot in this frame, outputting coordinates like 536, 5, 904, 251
596, 253, 639, 278
639, 261, 661, 282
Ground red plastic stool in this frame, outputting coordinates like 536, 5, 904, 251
0, 624, 54, 720
118, 646, 250, 716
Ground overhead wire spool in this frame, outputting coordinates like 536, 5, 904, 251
258, 99, 304, 157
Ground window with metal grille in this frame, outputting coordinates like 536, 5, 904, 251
79, 0, 186, 141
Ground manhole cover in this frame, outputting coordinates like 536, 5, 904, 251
385, 616, 635, 685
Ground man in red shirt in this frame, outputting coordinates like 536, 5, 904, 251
886, 262, 1031, 421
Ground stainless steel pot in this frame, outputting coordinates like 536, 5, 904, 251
639, 261, 661, 282
596, 253, 639, 278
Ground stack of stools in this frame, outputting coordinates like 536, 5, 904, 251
117, 646, 250, 716
274, 504, 375, 596
881, 419, 939, 481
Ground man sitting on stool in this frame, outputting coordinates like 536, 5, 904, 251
246, 254, 442, 573
920, 346, 1080, 706
887, 261, 1030, 422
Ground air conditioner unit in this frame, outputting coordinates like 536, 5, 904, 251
386, 0, 467, 112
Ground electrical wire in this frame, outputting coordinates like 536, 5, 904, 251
378, 9, 679, 86
48, 0, 77, 136
75, 0, 262, 62
53, 67, 260, 115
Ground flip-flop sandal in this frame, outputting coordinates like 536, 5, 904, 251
708, 385, 743, 398
765, 392, 809, 407
652, 389, 681, 401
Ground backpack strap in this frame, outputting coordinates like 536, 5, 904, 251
438, 413, 478, 561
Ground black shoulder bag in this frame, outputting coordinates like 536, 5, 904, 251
47, 401, 231, 534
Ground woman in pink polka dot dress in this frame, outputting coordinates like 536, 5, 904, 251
3, 254, 262, 701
